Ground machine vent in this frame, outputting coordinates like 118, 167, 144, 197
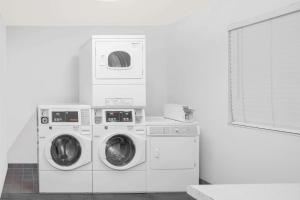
80, 109, 91, 126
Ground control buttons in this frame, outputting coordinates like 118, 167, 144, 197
99, 55, 106, 66
41, 109, 48, 117
41, 117, 49, 124
95, 117, 102, 124
94, 109, 102, 116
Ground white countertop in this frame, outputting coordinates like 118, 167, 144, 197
187, 184, 300, 200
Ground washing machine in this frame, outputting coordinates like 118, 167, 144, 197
146, 116, 200, 192
79, 35, 146, 107
38, 105, 92, 193
92, 108, 147, 193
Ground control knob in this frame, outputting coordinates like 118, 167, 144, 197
41, 117, 49, 124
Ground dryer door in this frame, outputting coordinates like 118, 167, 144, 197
95, 40, 144, 79
45, 133, 91, 170
99, 133, 145, 170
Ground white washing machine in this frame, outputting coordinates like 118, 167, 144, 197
79, 35, 146, 107
38, 105, 92, 193
146, 117, 200, 192
92, 108, 147, 193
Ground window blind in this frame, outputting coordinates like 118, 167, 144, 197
229, 9, 300, 134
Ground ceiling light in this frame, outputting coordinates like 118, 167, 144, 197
96, 0, 119, 2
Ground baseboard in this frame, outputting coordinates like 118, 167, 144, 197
8, 163, 38, 169
199, 178, 210, 185
0, 162, 8, 197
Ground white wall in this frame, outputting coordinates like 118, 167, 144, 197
0, 15, 8, 195
7, 1, 300, 184
7, 26, 168, 163
166, 0, 300, 183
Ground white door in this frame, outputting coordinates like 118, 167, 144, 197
95, 40, 144, 79
150, 137, 196, 169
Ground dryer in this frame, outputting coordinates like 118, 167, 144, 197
92, 108, 147, 193
38, 105, 92, 193
79, 35, 146, 108
94, 36, 144, 80
146, 117, 200, 192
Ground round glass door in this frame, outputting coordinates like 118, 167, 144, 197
105, 134, 135, 166
50, 135, 81, 166
108, 51, 131, 68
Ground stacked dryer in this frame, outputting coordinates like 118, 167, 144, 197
79, 35, 146, 108
79, 35, 147, 193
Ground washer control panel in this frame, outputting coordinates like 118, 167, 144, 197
41, 117, 49, 124
106, 111, 133, 122
93, 108, 145, 125
38, 105, 91, 126
40, 109, 49, 124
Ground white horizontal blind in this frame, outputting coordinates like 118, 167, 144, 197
229, 9, 300, 134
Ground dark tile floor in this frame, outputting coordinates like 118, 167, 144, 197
1, 193, 195, 200
1, 164, 195, 200
2, 164, 39, 194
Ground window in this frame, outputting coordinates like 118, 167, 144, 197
105, 134, 135, 166
51, 135, 81, 166
229, 8, 300, 134
108, 51, 131, 68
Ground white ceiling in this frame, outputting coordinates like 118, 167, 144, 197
0, 0, 205, 26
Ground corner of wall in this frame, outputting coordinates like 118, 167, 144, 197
0, 14, 8, 195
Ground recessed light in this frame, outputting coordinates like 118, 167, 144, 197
96, 0, 118, 2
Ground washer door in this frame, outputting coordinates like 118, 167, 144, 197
105, 134, 136, 167
50, 135, 81, 166
99, 133, 145, 170
45, 133, 91, 170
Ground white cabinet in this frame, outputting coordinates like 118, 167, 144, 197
150, 137, 196, 170
146, 121, 199, 192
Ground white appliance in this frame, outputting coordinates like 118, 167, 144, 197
146, 116, 200, 192
79, 35, 146, 107
164, 104, 195, 122
92, 108, 147, 193
38, 105, 92, 193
